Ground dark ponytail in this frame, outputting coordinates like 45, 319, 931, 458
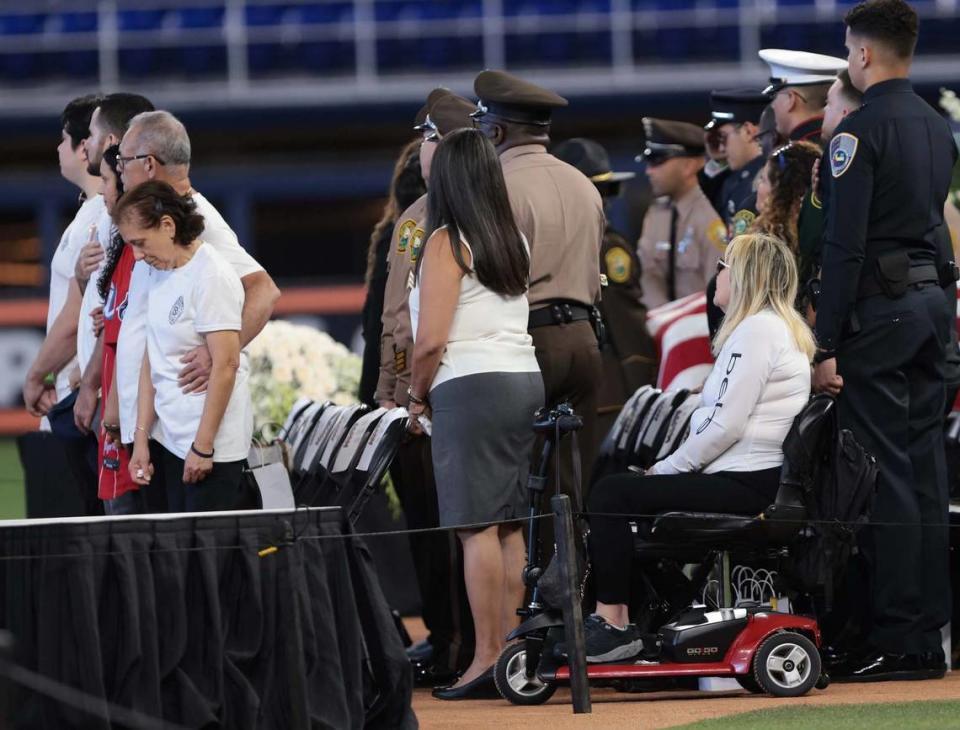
97, 145, 126, 301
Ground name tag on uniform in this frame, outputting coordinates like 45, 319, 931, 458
655, 241, 671, 252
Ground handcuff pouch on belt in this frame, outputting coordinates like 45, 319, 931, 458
873, 251, 911, 299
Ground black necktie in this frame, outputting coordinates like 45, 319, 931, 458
667, 204, 679, 302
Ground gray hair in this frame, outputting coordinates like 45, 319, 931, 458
126, 110, 191, 167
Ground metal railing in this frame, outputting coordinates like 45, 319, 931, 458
0, 0, 956, 111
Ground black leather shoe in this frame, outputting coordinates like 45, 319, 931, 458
833, 651, 944, 683
921, 648, 947, 677
412, 661, 457, 688
431, 667, 500, 700
406, 639, 434, 663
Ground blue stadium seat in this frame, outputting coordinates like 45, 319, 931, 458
117, 8, 167, 31
177, 6, 225, 29
245, 4, 287, 26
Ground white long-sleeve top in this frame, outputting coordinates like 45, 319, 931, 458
650, 309, 811, 475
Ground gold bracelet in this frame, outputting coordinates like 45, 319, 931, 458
135, 425, 149, 435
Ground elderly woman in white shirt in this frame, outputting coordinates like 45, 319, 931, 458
121, 181, 253, 512
579, 232, 815, 663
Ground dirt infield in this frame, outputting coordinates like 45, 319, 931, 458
403, 622, 960, 729
412, 672, 960, 729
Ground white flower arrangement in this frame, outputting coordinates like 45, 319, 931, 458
941, 88, 960, 124
246, 319, 362, 441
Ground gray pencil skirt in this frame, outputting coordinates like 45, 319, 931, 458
430, 371, 545, 529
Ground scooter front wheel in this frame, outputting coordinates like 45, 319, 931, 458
753, 631, 821, 698
494, 642, 558, 705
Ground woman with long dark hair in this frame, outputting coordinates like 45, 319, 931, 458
408, 128, 544, 699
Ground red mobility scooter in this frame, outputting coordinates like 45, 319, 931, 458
494, 397, 834, 704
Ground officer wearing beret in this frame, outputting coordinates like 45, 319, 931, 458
636, 118, 727, 309
812, 0, 957, 681
472, 69, 605, 499
377, 89, 477, 685
708, 89, 770, 238
553, 137, 657, 442
760, 48, 847, 144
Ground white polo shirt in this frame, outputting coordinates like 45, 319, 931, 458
147, 243, 252, 462
116, 190, 263, 443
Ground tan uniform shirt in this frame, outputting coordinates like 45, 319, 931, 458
637, 185, 727, 309
500, 145, 605, 308
375, 194, 427, 406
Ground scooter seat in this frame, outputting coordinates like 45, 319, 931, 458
650, 511, 760, 545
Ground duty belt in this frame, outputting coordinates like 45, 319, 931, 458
528, 302, 592, 329
857, 263, 939, 300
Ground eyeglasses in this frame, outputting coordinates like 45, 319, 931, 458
716, 258, 729, 274
117, 153, 165, 170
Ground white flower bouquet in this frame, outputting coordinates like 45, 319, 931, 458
246, 319, 362, 441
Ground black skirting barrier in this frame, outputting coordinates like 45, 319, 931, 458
0, 507, 416, 730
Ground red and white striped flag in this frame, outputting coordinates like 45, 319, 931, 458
647, 292, 714, 392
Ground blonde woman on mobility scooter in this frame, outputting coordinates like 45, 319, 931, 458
583, 233, 816, 663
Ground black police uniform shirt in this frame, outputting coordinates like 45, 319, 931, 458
720, 154, 764, 237
815, 78, 958, 352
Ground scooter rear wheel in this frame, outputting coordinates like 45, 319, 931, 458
752, 631, 821, 698
495, 642, 558, 705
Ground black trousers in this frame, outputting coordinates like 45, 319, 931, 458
391, 435, 474, 672
836, 284, 951, 654
59, 433, 102, 517
160, 446, 248, 513
588, 468, 781, 605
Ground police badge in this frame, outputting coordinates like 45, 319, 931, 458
830, 132, 859, 178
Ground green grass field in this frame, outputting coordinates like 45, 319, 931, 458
677, 701, 960, 729
0, 438, 26, 519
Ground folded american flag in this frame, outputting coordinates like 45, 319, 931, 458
647, 292, 714, 392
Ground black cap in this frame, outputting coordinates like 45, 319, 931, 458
553, 138, 635, 184
638, 118, 705, 163
706, 88, 770, 129
414, 88, 474, 140
472, 69, 568, 126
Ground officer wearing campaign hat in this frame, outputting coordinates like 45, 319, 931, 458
636, 118, 726, 309
473, 68, 605, 513
760, 48, 847, 143
553, 138, 656, 442
377, 87, 476, 686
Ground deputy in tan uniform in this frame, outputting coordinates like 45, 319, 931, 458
472, 69, 605, 500
637, 118, 727, 308
552, 137, 656, 445
376, 89, 477, 686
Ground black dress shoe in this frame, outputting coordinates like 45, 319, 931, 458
406, 639, 434, 663
431, 667, 500, 700
833, 650, 944, 683
412, 661, 457, 688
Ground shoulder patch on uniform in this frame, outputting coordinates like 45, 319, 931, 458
830, 132, 859, 178
409, 228, 425, 262
731, 209, 756, 238
396, 219, 416, 254
707, 219, 727, 251
604, 246, 632, 284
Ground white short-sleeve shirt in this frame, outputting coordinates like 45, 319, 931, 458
48, 194, 104, 400
116, 190, 264, 443
76, 201, 112, 373
146, 243, 252, 461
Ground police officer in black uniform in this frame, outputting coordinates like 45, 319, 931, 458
703, 89, 769, 335
812, 0, 958, 682
552, 138, 657, 442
